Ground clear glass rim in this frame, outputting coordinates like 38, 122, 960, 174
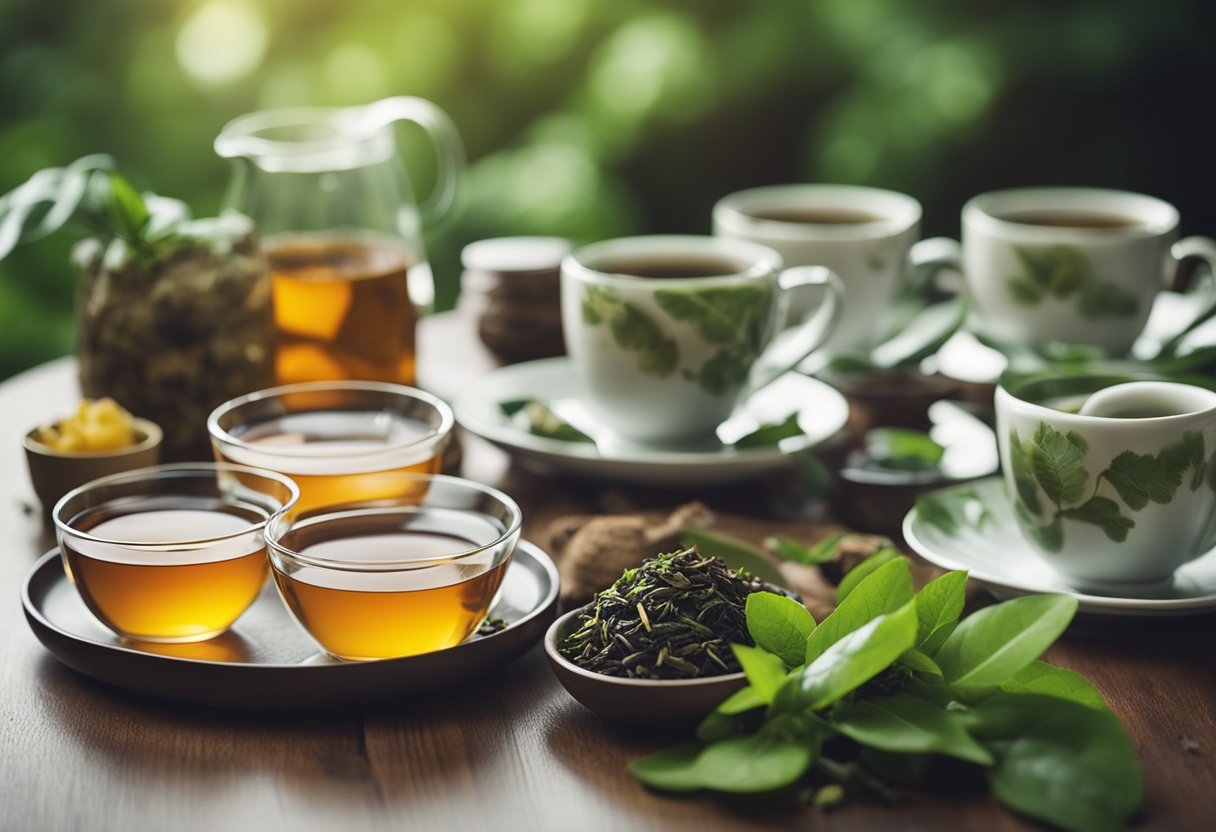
266, 473, 523, 571
207, 381, 455, 461
52, 462, 301, 547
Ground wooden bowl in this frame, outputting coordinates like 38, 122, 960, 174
544, 607, 746, 728
23, 418, 163, 519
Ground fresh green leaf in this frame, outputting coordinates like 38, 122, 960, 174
832, 691, 994, 765
827, 352, 878, 376
498, 398, 532, 417
999, 661, 1106, 709
745, 591, 815, 669
106, 172, 151, 243
935, 595, 1078, 689
1031, 423, 1090, 506
866, 428, 945, 471
807, 557, 912, 664
1059, 497, 1135, 543
834, 548, 902, 605
731, 644, 788, 703
1102, 449, 1184, 510
630, 730, 815, 794
766, 533, 844, 566
783, 602, 918, 710
915, 493, 959, 534
972, 693, 1141, 832
717, 685, 766, 715
898, 649, 943, 678
510, 401, 594, 443
914, 570, 968, 652
680, 527, 787, 588
628, 745, 704, 792
734, 413, 802, 448
869, 297, 967, 368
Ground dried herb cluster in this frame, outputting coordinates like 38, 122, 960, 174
559, 547, 763, 680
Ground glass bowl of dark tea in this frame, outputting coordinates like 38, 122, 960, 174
264, 474, 522, 661
544, 548, 761, 728
52, 463, 299, 643
208, 381, 454, 517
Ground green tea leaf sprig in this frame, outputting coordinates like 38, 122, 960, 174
0, 155, 196, 267
629, 551, 1141, 832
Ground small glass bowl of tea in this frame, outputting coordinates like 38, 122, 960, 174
208, 381, 454, 517
52, 463, 299, 644
265, 474, 522, 661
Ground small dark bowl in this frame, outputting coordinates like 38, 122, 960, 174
24, 418, 163, 519
544, 607, 746, 728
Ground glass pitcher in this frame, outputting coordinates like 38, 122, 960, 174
215, 97, 463, 386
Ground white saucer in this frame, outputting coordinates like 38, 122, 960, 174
453, 357, 849, 486
903, 477, 1216, 616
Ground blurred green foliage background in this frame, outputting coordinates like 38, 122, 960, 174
2, 0, 1215, 380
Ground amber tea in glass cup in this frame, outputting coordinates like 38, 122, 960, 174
265, 475, 522, 661
52, 463, 299, 643
208, 381, 453, 517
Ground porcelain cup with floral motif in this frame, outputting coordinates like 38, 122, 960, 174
962, 188, 1216, 356
995, 377, 1216, 594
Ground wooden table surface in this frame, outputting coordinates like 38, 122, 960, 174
2, 314, 1214, 832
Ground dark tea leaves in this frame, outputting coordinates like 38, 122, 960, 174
559, 547, 764, 679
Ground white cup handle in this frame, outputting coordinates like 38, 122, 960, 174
746, 266, 843, 393
908, 236, 963, 295
1159, 236, 1216, 353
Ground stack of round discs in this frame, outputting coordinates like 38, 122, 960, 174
459, 237, 571, 364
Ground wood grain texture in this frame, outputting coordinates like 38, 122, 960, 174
0, 319, 1213, 832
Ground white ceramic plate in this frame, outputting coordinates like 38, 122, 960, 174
453, 357, 849, 486
903, 477, 1216, 616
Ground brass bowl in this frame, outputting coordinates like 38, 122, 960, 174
544, 607, 746, 728
23, 418, 163, 519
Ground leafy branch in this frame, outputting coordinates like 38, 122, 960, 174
0, 154, 195, 267
629, 552, 1141, 832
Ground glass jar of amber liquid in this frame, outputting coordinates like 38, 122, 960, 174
215, 98, 464, 386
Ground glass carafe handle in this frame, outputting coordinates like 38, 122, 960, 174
358, 97, 464, 224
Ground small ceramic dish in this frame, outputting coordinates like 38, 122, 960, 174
544, 607, 746, 728
24, 418, 162, 518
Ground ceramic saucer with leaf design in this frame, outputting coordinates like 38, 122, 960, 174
903, 477, 1216, 616
453, 357, 849, 487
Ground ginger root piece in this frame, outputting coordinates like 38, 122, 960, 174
550, 502, 716, 604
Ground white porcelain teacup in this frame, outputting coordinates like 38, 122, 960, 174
961, 188, 1216, 356
996, 377, 1216, 593
561, 235, 842, 446
713, 184, 949, 355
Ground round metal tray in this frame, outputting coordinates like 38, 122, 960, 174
23, 540, 559, 709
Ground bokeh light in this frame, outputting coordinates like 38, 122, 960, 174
176, 1, 269, 86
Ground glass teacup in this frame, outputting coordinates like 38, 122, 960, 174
265, 474, 522, 661
53, 463, 299, 643
208, 381, 454, 517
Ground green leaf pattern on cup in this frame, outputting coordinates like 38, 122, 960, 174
1005, 245, 1139, 320
656, 285, 772, 396
581, 283, 773, 395
1009, 422, 1210, 551
581, 286, 679, 377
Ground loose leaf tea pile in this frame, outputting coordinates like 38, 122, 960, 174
560, 548, 763, 679
629, 552, 1143, 832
